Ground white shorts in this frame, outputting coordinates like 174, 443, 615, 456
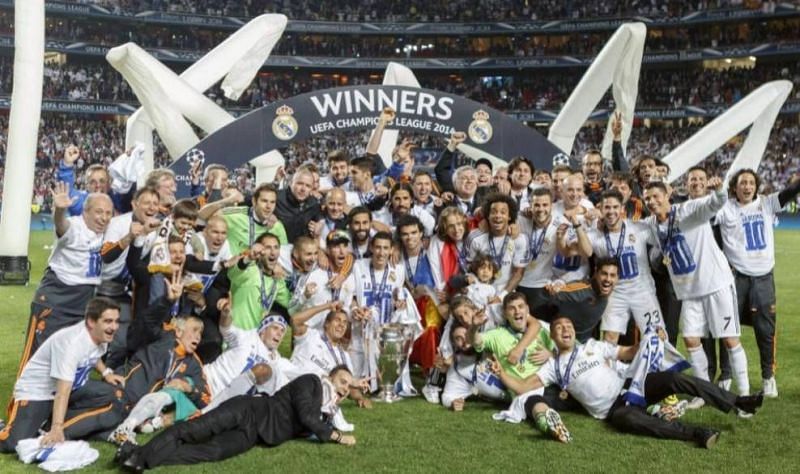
441, 359, 508, 408
600, 288, 663, 335
680, 284, 740, 339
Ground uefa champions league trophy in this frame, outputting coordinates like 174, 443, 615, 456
373, 324, 407, 403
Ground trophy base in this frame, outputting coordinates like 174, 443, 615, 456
373, 389, 402, 403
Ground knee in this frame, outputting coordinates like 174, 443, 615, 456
684, 337, 702, 349
722, 337, 740, 349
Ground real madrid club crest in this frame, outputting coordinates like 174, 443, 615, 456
468, 110, 493, 144
272, 104, 298, 141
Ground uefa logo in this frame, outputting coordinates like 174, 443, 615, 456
468, 110, 493, 144
272, 104, 299, 141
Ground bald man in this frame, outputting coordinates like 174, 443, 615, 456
18, 185, 114, 371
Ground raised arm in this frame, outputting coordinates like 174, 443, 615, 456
198, 189, 244, 221
52, 181, 75, 238
778, 173, 800, 208
291, 301, 341, 338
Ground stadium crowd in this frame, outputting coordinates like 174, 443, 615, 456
2, 114, 799, 215
70, 0, 775, 21
1, 12, 795, 59
0, 104, 795, 469
2, 57, 798, 112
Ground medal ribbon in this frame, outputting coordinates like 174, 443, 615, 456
604, 222, 627, 258
488, 234, 510, 270
369, 264, 391, 323
555, 347, 580, 391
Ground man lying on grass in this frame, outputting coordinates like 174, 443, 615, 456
489, 315, 764, 448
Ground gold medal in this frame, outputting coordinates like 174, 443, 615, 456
559, 390, 569, 400
662, 254, 671, 267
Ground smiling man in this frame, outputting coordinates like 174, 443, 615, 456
1, 297, 122, 452
492, 316, 764, 448
116, 369, 357, 471
714, 168, 800, 398
20, 185, 114, 373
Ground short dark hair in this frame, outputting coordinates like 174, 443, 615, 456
395, 214, 423, 240
595, 256, 620, 273
347, 206, 372, 225
502, 291, 527, 309
85, 297, 120, 322
255, 231, 280, 246
531, 187, 553, 200
171, 199, 199, 221
350, 156, 374, 174
371, 231, 393, 247
481, 192, 518, 225
609, 172, 634, 189
643, 181, 668, 194
600, 189, 625, 205
687, 165, 708, 177
253, 183, 278, 202
329, 364, 352, 378
328, 150, 349, 164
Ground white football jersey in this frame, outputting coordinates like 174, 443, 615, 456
550, 213, 590, 282
518, 217, 559, 288
351, 259, 408, 351
587, 221, 656, 293
48, 216, 105, 286
536, 339, 625, 419
289, 267, 357, 326
371, 206, 436, 237
205, 325, 273, 397
290, 328, 354, 377
715, 193, 781, 276
644, 190, 733, 299
14, 322, 107, 401
466, 230, 527, 292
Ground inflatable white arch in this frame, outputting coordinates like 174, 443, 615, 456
107, 14, 288, 180
0, 0, 44, 261
663, 80, 793, 184
548, 22, 646, 161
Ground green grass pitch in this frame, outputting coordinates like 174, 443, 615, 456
1, 230, 799, 473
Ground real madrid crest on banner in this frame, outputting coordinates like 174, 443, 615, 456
272, 104, 299, 140
468, 110, 493, 144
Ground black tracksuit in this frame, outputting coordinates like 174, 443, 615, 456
131, 374, 334, 468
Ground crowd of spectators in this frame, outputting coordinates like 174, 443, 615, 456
72, 0, 775, 22
1, 12, 794, 60
2, 57, 797, 113
2, 113, 797, 214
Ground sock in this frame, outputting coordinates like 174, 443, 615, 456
727, 343, 750, 396
534, 411, 548, 433
687, 345, 710, 382
124, 392, 172, 430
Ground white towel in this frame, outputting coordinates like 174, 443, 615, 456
622, 326, 690, 407
492, 388, 545, 424
16, 437, 99, 472
108, 143, 145, 194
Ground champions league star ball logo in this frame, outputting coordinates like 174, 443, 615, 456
468, 110, 493, 144
272, 104, 299, 141
186, 148, 206, 167
552, 153, 570, 168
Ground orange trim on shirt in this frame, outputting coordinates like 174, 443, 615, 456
63, 403, 113, 429
100, 241, 122, 256
560, 282, 591, 293
1, 399, 22, 439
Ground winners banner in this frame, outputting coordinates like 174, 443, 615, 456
170, 85, 565, 196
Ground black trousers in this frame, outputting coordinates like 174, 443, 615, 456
654, 273, 682, 347
735, 271, 777, 379
518, 286, 557, 322
607, 371, 737, 443
0, 380, 124, 452
16, 302, 84, 376
136, 396, 260, 469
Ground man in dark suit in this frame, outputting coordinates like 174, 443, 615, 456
116, 368, 356, 471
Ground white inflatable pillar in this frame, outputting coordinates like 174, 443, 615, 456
549, 22, 646, 160
0, 0, 44, 267
664, 80, 792, 184
109, 14, 288, 173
